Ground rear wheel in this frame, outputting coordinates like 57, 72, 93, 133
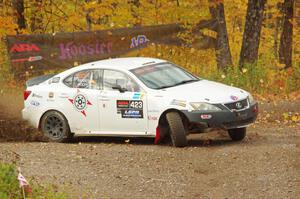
228, 127, 246, 141
40, 111, 71, 142
166, 112, 187, 147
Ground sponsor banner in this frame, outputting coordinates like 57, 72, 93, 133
6, 23, 218, 78
6, 24, 182, 77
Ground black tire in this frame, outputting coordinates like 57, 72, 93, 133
166, 112, 187, 147
40, 111, 71, 142
228, 127, 246, 141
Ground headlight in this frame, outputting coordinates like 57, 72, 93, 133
190, 102, 221, 111
248, 94, 255, 104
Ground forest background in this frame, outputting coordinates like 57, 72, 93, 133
0, 0, 299, 98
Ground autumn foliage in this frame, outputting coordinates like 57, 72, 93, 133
0, 0, 299, 97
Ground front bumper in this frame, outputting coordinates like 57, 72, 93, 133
182, 103, 258, 130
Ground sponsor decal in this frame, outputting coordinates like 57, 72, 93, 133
68, 90, 92, 117
48, 92, 54, 98
116, 100, 143, 119
148, 109, 159, 113
117, 100, 129, 108
132, 92, 145, 100
133, 92, 141, 100
130, 35, 150, 48
200, 114, 212, 120
236, 112, 248, 119
30, 100, 40, 107
59, 41, 113, 60
171, 99, 186, 107
121, 109, 143, 118
10, 43, 40, 53
148, 116, 158, 121
32, 93, 42, 98
230, 95, 238, 101
11, 56, 43, 63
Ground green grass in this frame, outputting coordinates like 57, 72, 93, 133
0, 163, 68, 199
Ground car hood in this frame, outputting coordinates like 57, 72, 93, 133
161, 80, 249, 104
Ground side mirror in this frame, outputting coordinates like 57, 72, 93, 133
112, 85, 127, 93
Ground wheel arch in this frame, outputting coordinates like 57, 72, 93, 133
38, 109, 70, 131
158, 109, 189, 128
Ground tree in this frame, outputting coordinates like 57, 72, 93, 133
279, 0, 294, 69
30, 0, 44, 33
11, 0, 26, 31
208, 0, 233, 70
128, 0, 141, 26
85, 0, 92, 31
239, 0, 267, 68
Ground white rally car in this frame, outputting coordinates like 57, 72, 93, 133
22, 57, 258, 147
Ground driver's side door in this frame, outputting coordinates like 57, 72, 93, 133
99, 69, 148, 135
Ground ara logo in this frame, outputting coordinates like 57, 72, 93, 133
10, 43, 40, 53
130, 35, 150, 48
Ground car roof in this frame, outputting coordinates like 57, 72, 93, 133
66, 57, 166, 72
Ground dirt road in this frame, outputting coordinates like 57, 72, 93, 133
0, 89, 299, 198
1, 125, 299, 198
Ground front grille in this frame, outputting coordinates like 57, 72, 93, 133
223, 117, 255, 127
224, 98, 248, 111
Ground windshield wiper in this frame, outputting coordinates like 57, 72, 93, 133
157, 79, 199, 89
173, 79, 199, 86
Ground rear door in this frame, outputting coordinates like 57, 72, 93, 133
61, 69, 102, 133
99, 69, 148, 135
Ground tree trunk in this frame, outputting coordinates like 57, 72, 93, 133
129, 0, 141, 26
208, 0, 232, 70
85, 0, 92, 31
11, 0, 26, 31
239, 0, 266, 68
296, 1, 300, 26
30, 0, 44, 33
279, 0, 294, 69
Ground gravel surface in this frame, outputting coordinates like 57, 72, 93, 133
0, 124, 299, 199
0, 89, 299, 198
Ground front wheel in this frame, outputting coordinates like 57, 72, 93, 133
166, 112, 187, 147
228, 127, 246, 141
40, 111, 71, 142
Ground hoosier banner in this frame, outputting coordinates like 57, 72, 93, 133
6, 24, 183, 77
6, 23, 217, 78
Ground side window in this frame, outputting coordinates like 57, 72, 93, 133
63, 75, 73, 87
90, 70, 102, 90
73, 70, 91, 89
103, 70, 140, 92
63, 69, 102, 90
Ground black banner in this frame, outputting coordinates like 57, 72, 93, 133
6, 23, 216, 77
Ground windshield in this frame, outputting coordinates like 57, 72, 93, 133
130, 62, 199, 89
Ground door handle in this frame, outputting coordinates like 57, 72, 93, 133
99, 95, 110, 101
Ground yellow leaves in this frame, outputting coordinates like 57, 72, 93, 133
283, 112, 300, 123
242, 68, 247, 73
0, 16, 17, 39
201, 29, 217, 39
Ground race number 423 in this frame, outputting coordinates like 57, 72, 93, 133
129, 101, 143, 109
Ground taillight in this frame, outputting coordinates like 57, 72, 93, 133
24, 90, 31, 101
